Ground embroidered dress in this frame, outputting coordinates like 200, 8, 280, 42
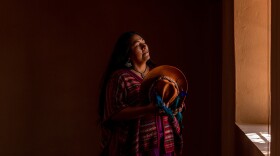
100, 69, 184, 156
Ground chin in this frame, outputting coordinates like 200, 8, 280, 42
144, 55, 150, 60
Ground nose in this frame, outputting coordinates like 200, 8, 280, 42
142, 43, 148, 51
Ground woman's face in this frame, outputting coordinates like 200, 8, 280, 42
129, 34, 150, 65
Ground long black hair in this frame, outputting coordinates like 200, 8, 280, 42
98, 31, 155, 125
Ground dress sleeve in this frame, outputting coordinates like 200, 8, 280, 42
103, 73, 128, 122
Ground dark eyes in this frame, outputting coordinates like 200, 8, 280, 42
133, 40, 146, 48
138, 41, 146, 46
135, 43, 146, 49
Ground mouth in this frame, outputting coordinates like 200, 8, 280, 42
143, 51, 149, 55
143, 52, 149, 56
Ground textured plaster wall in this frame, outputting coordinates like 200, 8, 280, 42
235, 0, 270, 124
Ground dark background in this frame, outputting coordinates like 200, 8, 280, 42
0, 0, 222, 155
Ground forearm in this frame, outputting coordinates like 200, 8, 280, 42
111, 103, 156, 121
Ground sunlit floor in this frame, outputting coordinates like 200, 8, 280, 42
238, 124, 271, 155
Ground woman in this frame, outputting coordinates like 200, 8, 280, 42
98, 31, 183, 156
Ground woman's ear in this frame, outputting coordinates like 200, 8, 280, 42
124, 58, 132, 68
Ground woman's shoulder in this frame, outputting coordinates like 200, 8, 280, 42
110, 68, 131, 79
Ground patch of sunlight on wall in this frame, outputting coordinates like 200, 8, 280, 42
235, 0, 271, 124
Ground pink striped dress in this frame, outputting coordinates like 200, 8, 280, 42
100, 69, 183, 156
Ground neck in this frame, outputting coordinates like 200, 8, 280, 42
131, 63, 148, 78
133, 64, 147, 73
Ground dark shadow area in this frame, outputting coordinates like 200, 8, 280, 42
0, 0, 222, 155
